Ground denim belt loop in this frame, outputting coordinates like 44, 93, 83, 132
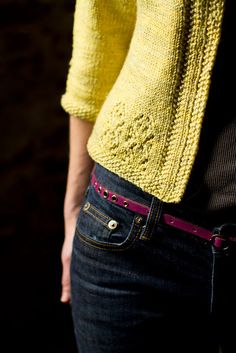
139, 196, 163, 241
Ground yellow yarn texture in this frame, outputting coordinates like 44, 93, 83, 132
61, 0, 225, 203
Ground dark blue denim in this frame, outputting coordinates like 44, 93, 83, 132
70, 162, 236, 353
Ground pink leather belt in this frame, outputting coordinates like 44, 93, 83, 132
91, 172, 236, 249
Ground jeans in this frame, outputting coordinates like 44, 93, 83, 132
70, 162, 236, 353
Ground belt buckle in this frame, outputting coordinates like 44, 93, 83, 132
211, 223, 236, 251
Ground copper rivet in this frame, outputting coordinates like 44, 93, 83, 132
103, 190, 109, 198
135, 215, 143, 224
111, 195, 117, 202
108, 220, 118, 230
83, 202, 90, 211
123, 200, 129, 207
98, 186, 102, 193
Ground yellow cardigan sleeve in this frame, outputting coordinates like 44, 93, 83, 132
61, 0, 136, 122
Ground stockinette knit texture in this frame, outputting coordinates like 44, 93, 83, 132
61, 0, 225, 203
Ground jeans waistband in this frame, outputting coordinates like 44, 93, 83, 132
93, 163, 153, 207
94, 162, 204, 225
92, 163, 236, 249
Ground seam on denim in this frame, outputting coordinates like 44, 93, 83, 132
140, 198, 156, 241
210, 247, 216, 314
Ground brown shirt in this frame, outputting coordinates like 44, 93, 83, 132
181, 0, 236, 227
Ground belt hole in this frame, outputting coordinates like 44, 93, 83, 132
111, 195, 117, 202
123, 200, 129, 207
103, 190, 109, 198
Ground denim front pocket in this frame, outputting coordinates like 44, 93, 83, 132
75, 184, 144, 251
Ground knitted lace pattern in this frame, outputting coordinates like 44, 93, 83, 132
61, 0, 225, 203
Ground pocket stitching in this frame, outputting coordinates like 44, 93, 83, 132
84, 207, 110, 228
88, 203, 111, 222
83, 202, 119, 230
76, 220, 142, 251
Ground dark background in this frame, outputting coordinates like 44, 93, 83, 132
0, 1, 78, 352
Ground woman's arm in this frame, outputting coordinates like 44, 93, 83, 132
60, 0, 136, 303
61, 115, 94, 303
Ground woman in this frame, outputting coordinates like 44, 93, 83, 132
61, 1, 236, 352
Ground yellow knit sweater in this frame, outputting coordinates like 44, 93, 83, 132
61, 0, 225, 203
